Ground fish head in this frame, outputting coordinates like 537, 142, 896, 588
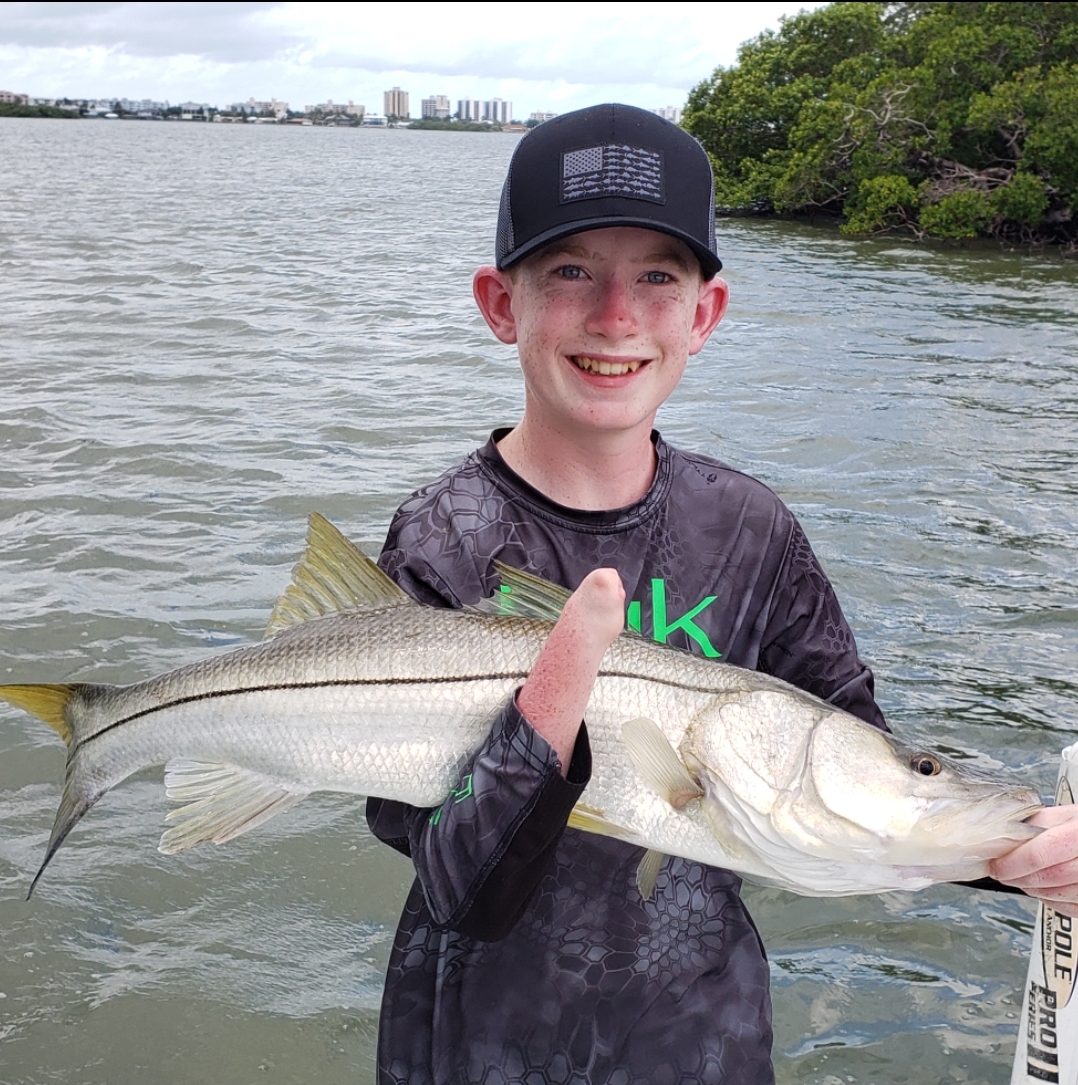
682, 690, 1044, 892
801, 712, 1044, 869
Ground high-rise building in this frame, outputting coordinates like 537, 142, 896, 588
422, 95, 451, 120
230, 96, 289, 116
384, 87, 410, 120
651, 106, 683, 124
529, 111, 557, 125
306, 99, 365, 117
484, 98, 512, 124
457, 98, 483, 122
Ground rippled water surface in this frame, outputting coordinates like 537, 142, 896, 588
1, 117, 1077, 1084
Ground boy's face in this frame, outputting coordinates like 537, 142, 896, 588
474, 226, 728, 443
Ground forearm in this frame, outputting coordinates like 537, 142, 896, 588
366, 696, 591, 940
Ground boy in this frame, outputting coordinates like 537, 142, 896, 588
367, 104, 1078, 1084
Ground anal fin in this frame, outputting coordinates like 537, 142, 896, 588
160, 759, 311, 853
567, 802, 632, 839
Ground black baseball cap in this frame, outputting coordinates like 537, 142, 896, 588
495, 103, 722, 278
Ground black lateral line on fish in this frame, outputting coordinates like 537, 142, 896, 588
74, 669, 736, 751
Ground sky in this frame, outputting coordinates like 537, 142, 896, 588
1, 1, 825, 116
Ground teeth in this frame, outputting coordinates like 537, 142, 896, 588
573, 356, 642, 376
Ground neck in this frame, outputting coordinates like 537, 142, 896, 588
496, 417, 658, 511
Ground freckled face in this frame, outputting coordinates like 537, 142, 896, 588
502, 227, 727, 441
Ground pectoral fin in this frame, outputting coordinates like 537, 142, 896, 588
160, 759, 310, 853
621, 717, 704, 810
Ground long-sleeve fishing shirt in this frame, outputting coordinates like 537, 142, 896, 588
367, 430, 885, 1085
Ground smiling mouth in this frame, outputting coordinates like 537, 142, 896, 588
571, 355, 644, 376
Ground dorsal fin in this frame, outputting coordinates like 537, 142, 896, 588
472, 562, 573, 622
266, 513, 411, 636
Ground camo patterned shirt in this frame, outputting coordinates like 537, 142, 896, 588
367, 431, 885, 1085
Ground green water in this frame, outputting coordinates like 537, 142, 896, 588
1, 116, 1077, 1084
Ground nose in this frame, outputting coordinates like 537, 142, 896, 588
585, 279, 637, 338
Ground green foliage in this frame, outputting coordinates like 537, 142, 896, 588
0, 102, 81, 119
684, 2, 1078, 246
992, 171, 1049, 226
842, 174, 919, 233
408, 118, 502, 132
918, 189, 995, 238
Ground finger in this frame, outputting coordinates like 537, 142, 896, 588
990, 808, 1078, 882
1027, 805, 1078, 830
568, 568, 626, 646
1007, 861, 1078, 892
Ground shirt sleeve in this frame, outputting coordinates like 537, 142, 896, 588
366, 696, 591, 941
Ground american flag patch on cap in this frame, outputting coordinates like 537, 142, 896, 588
560, 144, 665, 204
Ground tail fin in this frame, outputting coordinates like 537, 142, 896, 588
0, 683, 96, 897
0, 683, 75, 744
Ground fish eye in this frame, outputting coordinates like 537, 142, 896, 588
911, 753, 942, 776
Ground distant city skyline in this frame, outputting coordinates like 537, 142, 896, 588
1, 2, 826, 120
6, 84, 685, 127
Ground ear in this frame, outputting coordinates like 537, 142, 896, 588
473, 265, 518, 345
688, 276, 729, 356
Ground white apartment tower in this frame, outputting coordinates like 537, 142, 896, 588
384, 87, 410, 119
422, 95, 451, 120
484, 98, 511, 124
457, 98, 483, 122
651, 106, 683, 124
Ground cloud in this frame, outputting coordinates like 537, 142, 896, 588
0, 1, 823, 113
3, 2, 296, 62
268, 2, 764, 86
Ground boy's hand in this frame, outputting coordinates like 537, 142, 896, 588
516, 569, 626, 775
989, 804, 1078, 917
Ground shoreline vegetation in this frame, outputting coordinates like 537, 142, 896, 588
0, 103, 81, 119
684, 1, 1077, 253
0, 102, 522, 131
406, 117, 504, 132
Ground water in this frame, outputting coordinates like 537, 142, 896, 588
1, 116, 1077, 1084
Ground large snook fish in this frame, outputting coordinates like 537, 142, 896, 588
0, 515, 1042, 898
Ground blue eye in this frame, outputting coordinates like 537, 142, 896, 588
557, 265, 584, 279
645, 271, 671, 284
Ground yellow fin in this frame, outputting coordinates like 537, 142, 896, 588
0, 684, 76, 745
266, 513, 410, 636
474, 563, 573, 621
567, 802, 632, 839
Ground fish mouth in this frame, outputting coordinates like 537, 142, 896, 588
571, 355, 645, 376
911, 789, 1044, 854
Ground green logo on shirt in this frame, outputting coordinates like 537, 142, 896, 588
428, 773, 474, 826
626, 579, 721, 658
498, 577, 722, 658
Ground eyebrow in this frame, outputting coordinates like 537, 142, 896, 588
538, 240, 694, 271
